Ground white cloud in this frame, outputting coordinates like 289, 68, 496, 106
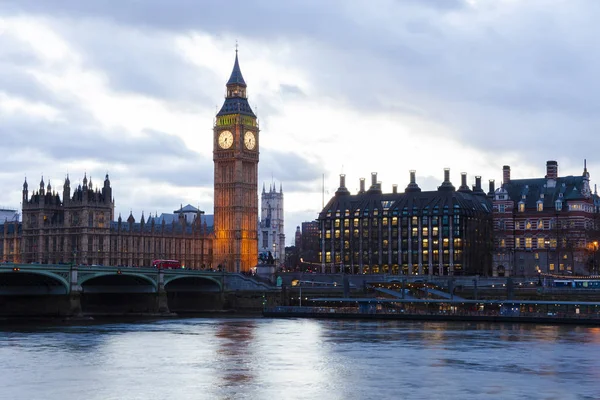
0, 1, 599, 243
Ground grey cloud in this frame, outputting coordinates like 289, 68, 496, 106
1, 109, 213, 186
259, 149, 322, 184
2, 0, 600, 184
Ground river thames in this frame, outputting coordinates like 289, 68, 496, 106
1, 318, 599, 400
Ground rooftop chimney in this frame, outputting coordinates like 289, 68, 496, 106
359, 178, 365, 194
438, 168, 455, 191
545, 160, 558, 180
335, 174, 350, 196
405, 170, 421, 192
371, 172, 377, 187
392, 184, 398, 194
503, 165, 511, 185
472, 176, 485, 195
488, 179, 495, 197
458, 172, 471, 192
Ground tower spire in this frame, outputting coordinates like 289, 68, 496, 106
226, 47, 246, 87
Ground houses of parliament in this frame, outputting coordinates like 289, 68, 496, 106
0, 51, 262, 273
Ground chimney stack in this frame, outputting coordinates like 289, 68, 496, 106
458, 172, 471, 192
371, 172, 377, 187
392, 184, 398, 194
335, 174, 350, 196
438, 168, 455, 191
488, 179, 495, 196
502, 165, 510, 184
472, 176, 484, 195
405, 170, 421, 192
545, 160, 558, 179
359, 178, 365, 193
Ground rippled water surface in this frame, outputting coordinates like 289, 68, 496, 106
1, 318, 600, 400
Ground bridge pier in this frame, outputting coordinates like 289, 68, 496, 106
155, 289, 170, 314
68, 265, 82, 316
155, 270, 170, 314
68, 292, 82, 316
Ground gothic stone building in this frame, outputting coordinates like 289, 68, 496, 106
318, 170, 493, 276
212, 51, 259, 273
10, 174, 212, 268
0, 52, 261, 270
259, 182, 285, 265
492, 160, 600, 277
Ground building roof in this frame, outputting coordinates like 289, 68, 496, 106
174, 204, 201, 213
320, 186, 491, 219
217, 52, 255, 118
216, 97, 256, 117
150, 213, 214, 228
501, 175, 590, 209
226, 52, 247, 87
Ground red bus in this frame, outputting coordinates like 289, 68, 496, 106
152, 259, 182, 269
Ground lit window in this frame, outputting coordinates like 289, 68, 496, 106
537, 220, 543, 229
537, 201, 543, 212
526, 220, 532, 229
519, 202, 525, 212
525, 237, 532, 248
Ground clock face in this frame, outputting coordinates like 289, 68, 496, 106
244, 131, 256, 150
218, 130, 233, 149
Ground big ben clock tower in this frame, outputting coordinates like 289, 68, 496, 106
213, 50, 259, 273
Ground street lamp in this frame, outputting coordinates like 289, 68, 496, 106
593, 241, 598, 275
545, 239, 550, 274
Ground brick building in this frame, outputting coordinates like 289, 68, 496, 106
492, 160, 600, 277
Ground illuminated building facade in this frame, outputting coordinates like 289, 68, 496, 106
318, 170, 493, 276
492, 160, 600, 277
212, 51, 259, 273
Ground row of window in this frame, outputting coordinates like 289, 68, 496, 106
497, 218, 596, 230
499, 237, 588, 249
497, 201, 596, 213
326, 204, 466, 218
329, 215, 458, 229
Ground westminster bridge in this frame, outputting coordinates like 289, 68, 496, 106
0, 263, 273, 317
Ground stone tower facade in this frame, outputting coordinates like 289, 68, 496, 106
259, 183, 285, 265
21, 174, 114, 264
213, 51, 259, 273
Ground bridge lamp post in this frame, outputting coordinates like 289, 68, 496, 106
545, 239, 550, 275
593, 241, 598, 275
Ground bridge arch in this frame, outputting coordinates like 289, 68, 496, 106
80, 272, 157, 293
0, 270, 70, 295
164, 275, 222, 292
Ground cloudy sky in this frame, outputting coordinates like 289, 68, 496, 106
1, 0, 599, 243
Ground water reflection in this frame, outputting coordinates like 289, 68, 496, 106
215, 321, 256, 387
1, 318, 600, 400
